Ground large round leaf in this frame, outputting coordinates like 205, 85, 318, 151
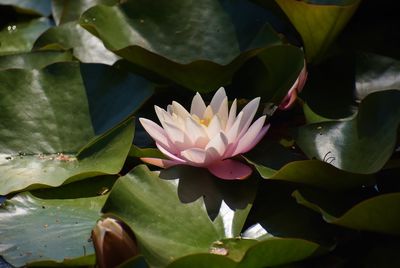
0, 62, 153, 195
0, 18, 51, 55
0, 192, 105, 267
294, 191, 400, 236
78, 0, 307, 91
34, 22, 119, 65
275, 0, 361, 62
103, 165, 321, 267
295, 90, 400, 174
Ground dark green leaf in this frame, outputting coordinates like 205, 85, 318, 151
295, 90, 400, 174
0, 193, 106, 267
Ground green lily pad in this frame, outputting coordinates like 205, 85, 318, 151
295, 90, 400, 174
78, 0, 306, 91
0, 51, 73, 70
52, 0, 118, 25
246, 159, 374, 191
0, 0, 51, 16
275, 0, 361, 62
0, 18, 52, 55
0, 62, 153, 195
355, 53, 400, 101
0, 192, 106, 267
294, 191, 400, 235
34, 21, 119, 65
103, 165, 321, 267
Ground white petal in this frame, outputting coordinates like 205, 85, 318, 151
226, 99, 237, 131
163, 121, 193, 149
155, 105, 174, 128
206, 132, 228, 157
190, 93, 207, 117
139, 118, 176, 152
203, 105, 214, 120
171, 101, 190, 119
232, 115, 266, 155
216, 97, 229, 129
185, 117, 209, 148
206, 115, 222, 138
209, 87, 227, 114
237, 97, 260, 138
180, 148, 207, 166
225, 111, 243, 144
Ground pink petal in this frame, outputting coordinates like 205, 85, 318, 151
225, 111, 243, 144
190, 93, 207, 117
180, 148, 208, 166
140, 157, 180, 168
206, 115, 222, 138
155, 142, 186, 163
207, 159, 253, 180
279, 62, 308, 110
232, 116, 266, 155
171, 101, 191, 118
163, 121, 193, 149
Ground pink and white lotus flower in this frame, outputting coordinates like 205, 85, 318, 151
139, 87, 269, 180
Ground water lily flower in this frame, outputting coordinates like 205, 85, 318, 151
279, 61, 308, 110
139, 87, 269, 180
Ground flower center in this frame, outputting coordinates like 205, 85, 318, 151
199, 118, 210, 126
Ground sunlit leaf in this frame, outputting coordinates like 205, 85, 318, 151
0, 18, 51, 55
34, 22, 119, 65
0, 51, 73, 70
275, 0, 361, 62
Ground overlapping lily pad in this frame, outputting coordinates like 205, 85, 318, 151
102, 165, 321, 267
34, 21, 119, 65
78, 0, 305, 92
0, 0, 51, 16
0, 62, 153, 195
0, 51, 73, 70
294, 191, 400, 235
0, 192, 106, 267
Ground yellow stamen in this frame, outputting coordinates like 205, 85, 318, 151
199, 118, 210, 126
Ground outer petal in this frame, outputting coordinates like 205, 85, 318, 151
139, 118, 176, 153
190, 93, 207, 117
232, 116, 266, 155
207, 159, 252, 180
240, 125, 270, 154
171, 101, 191, 119
155, 142, 186, 163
